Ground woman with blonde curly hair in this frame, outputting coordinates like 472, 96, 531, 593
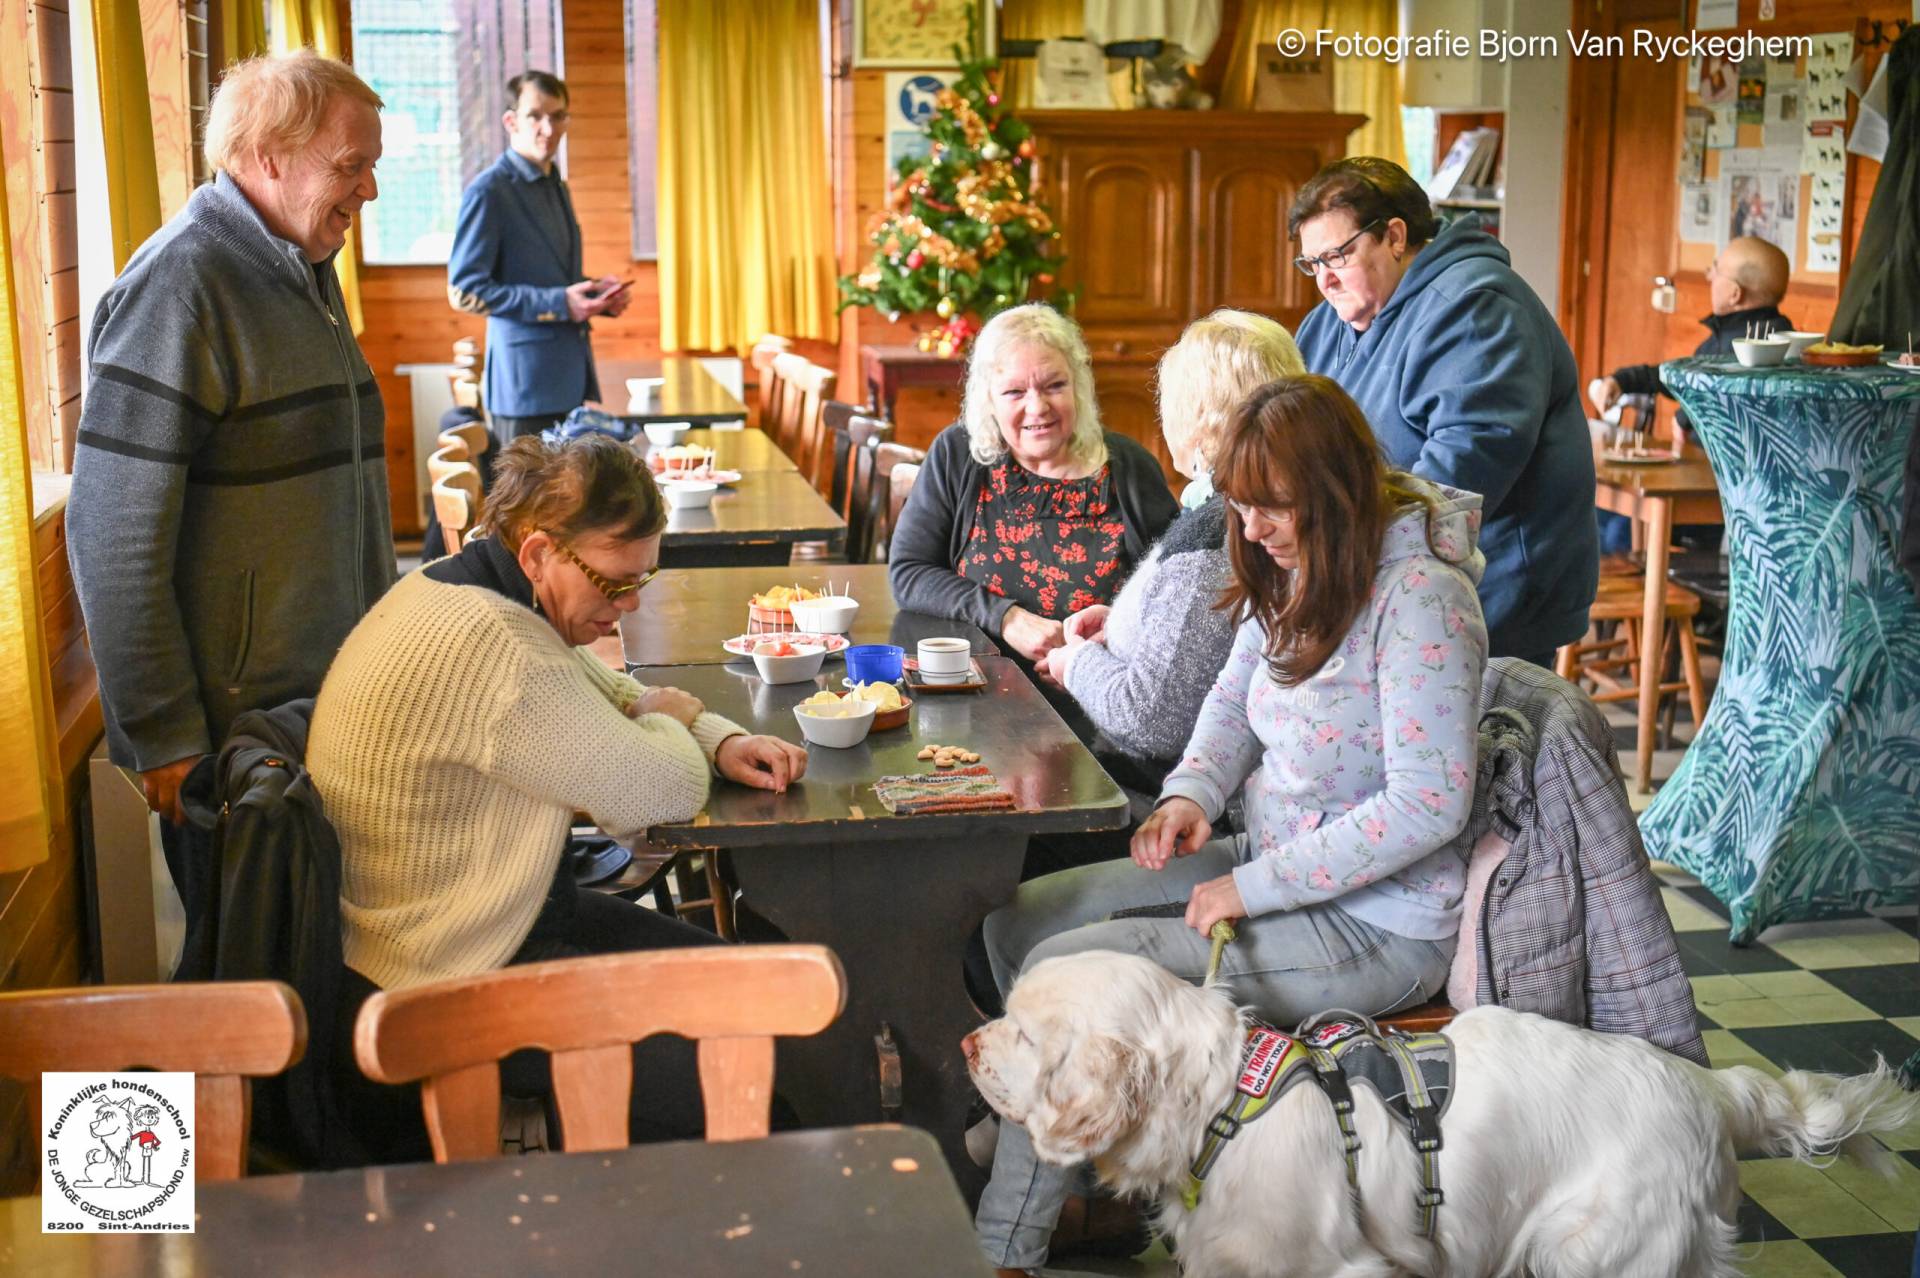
888, 304, 1179, 666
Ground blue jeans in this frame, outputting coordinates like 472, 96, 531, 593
974, 839, 1455, 1269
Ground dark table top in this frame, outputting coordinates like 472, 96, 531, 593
614, 563, 997, 666
632, 654, 1127, 847
598, 356, 747, 424
0, 1127, 993, 1277
663, 471, 845, 547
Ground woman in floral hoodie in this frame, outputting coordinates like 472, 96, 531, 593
974, 374, 1489, 1275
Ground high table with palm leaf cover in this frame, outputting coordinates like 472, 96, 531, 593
1639, 356, 1920, 941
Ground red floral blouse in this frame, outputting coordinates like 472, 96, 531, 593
954, 459, 1128, 619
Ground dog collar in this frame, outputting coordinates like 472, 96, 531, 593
1183, 1024, 1315, 1210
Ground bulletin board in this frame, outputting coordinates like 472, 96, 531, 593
1672, 34, 1854, 285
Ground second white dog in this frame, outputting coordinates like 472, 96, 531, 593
963, 950, 1918, 1278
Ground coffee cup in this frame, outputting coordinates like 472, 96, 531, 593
917, 637, 972, 680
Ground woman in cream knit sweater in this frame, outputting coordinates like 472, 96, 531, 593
309, 434, 806, 1158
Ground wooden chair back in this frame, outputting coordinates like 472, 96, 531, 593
432, 464, 483, 552
749, 335, 793, 432
427, 440, 471, 487
772, 353, 836, 488
438, 420, 490, 463
0, 982, 306, 1184
452, 375, 482, 412
871, 443, 927, 561
823, 402, 895, 564
354, 945, 846, 1162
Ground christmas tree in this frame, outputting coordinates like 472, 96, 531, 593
837, 45, 1068, 357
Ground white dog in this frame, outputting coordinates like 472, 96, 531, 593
964, 951, 1919, 1278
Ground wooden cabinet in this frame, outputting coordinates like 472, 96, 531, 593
1025, 112, 1365, 481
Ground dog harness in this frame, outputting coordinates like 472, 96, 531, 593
1183, 1010, 1456, 1239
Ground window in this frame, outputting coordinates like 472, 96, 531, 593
1400, 106, 1436, 186
624, 0, 657, 260
349, 0, 564, 265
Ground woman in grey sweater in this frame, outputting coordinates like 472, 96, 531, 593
1040, 311, 1306, 791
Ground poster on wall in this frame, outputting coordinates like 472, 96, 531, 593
1736, 59, 1767, 124
1805, 33, 1852, 121
1698, 54, 1738, 104
1764, 81, 1805, 147
855, 0, 996, 68
883, 71, 949, 192
1808, 168, 1845, 271
1726, 170, 1799, 259
1706, 104, 1738, 148
1680, 181, 1720, 245
1680, 109, 1709, 182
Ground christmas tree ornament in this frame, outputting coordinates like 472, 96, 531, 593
936, 296, 956, 319
1018, 138, 1036, 159
905, 249, 924, 269
981, 141, 1004, 161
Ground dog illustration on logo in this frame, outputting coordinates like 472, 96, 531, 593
86, 1096, 141, 1187
70, 1148, 116, 1187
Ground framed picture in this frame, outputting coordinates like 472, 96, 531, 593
854, 0, 996, 68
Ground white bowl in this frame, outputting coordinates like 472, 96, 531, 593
793, 697, 876, 747
1732, 338, 1790, 368
1779, 331, 1826, 359
625, 376, 665, 398
916, 636, 972, 676
644, 422, 692, 447
751, 642, 827, 684
788, 596, 861, 634
663, 481, 718, 510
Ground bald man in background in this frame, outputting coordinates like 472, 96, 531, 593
1594, 236, 1794, 432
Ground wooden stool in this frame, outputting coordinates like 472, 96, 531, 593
1556, 575, 1709, 748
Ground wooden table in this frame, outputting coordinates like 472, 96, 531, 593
612, 563, 997, 667
662, 471, 845, 568
598, 356, 747, 425
632, 656, 1126, 1196
1, 1127, 993, 1277
1590, 446, 1723, 793
860, 343, 965, 422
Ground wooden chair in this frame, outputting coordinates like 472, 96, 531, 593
432, 464, 483, 551
1555, 574, 1709, 758
772, 352, 837, 489
452, 375, 482, 412
438, 419, 490, 464
1378, 999, 1456, 1035
427, 440, 471, 487
823, 400, 894, 564
0, 982, 306, 1183
354, 946, 846, 1161
868, 443, 926, 562
749, 335, 793, 433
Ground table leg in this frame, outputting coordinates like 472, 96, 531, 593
729, 835, 1025, 1202
1638, 497, 1673, 794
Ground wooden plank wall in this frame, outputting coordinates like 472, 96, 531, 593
0, 486, 101, 1194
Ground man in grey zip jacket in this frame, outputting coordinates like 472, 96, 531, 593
68, 51, 396, 826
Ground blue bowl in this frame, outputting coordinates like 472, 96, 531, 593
844, 643, 905, 685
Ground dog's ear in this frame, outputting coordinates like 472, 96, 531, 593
1031, 1034, 1149, 1162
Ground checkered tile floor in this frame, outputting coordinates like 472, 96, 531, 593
1652, 860, 1920, 1278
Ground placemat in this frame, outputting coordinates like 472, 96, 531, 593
872, 765, 1017, 815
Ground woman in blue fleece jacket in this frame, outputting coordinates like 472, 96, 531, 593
1290, 157, 1597, 665
971, 375, 1488, 1275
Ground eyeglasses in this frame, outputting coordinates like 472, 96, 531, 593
553, 540, 656, 603
1227, 498, 1297, 526
1293, 220, 1384, 277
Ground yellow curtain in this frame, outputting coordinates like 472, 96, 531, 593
1220, 0, 1405, 166
0, 123, 58, 873
1000, 0, 1086, 111
93, 0, 164, 272
657, 0, 836, 353
268, 0, 366, 334
222, 0, 268, 62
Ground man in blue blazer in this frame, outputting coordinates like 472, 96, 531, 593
448, 71, 627, 439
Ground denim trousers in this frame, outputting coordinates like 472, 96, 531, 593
974, 838, 1454, 1269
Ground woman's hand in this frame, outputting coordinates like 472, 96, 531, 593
1038, 642, 1077, 688
1131, 797, 1212, 870
1064, 604, 1111, 645
630, 686, 703, 729
1001, 605, 1066, 663
1185, 874, 1247, 937
716, 734, 809, 793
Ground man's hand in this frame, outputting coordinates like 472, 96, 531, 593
1001, 605, 1065, 664
565, 277, 624, 323
631, 686, 704, 729
716, 734, 809, 793
140, 755, 204, 826
1185, 874, 1247, 937
1064, 604, 1111, 644
1595, 376, 1622, 413
1131, 797, 1211, 870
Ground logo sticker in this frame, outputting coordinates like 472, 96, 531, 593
42, 1073, 194, 1233
1237, 1029, 1294, 1098
1306, 1020, 1363, 1049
